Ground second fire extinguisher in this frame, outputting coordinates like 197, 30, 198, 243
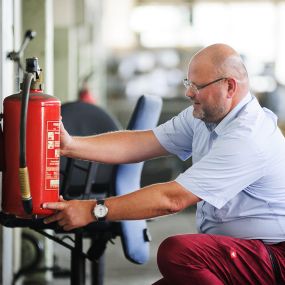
1, 57, 60, 218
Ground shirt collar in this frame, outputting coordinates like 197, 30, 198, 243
205, 92, 253, 135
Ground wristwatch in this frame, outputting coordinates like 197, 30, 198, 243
93, 200, 108, 221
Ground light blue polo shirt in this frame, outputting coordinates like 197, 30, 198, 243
153, 93, 285, 243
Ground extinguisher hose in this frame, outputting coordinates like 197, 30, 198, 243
19, 72, 34, 214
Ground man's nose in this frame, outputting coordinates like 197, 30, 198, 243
185, 88, 195, 99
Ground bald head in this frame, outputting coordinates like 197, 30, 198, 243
186, 44, 250, 123
190, 44, 249, 94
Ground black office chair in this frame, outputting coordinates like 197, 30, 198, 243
60, 101, 122, 201
59, 101, 122, 285
61, 95, 163, 284
0, 95, 163, 285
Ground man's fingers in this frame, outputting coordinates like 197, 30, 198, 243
42, 202, 67, 225
63, 225, 73, 231
42, 199, 92, 230
57, 219, 75, 231
44, 212, 62, 224
57, 219, 67, 227
42, 201, 66, 211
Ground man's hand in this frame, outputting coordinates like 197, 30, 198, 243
43, 196, 97, 231
60, 121, 73, 155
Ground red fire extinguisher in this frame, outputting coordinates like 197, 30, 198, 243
1, 57, 60, 218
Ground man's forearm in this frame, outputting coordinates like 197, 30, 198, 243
43, 181, 200, 230
104, 181, 200, 221
61, 130, 168, 164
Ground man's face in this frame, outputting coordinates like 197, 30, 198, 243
186, 61, 231, 123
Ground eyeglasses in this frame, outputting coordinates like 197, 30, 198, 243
183, 77, 227, 95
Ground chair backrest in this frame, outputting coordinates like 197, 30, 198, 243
114, 94, 163, 264
60, 101, 121, 199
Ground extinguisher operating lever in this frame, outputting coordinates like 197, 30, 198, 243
19, 72, 34, 214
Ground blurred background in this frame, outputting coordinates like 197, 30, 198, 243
1, 0, 285, 284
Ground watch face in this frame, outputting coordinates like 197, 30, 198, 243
94, 204, 108, 218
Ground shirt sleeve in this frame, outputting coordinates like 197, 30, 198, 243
175, 135, 266, 209
153, 106, 194, 161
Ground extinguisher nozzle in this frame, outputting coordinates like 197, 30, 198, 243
23, 198, 33, 215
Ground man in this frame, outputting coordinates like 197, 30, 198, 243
44, 44, 285, 285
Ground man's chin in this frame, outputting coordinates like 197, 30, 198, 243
192, 110, 204, 120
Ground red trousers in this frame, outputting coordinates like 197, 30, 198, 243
152, 234, 285, 285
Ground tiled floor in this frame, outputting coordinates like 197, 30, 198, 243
51, 208, 197, 285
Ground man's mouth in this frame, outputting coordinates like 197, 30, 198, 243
190, 99, 200, 107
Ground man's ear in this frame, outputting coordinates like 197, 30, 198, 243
226, 78, 237, 98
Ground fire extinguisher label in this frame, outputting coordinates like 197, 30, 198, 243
46, 121, 60, 190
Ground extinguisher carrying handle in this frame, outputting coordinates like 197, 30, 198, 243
19, 72, 34, 214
